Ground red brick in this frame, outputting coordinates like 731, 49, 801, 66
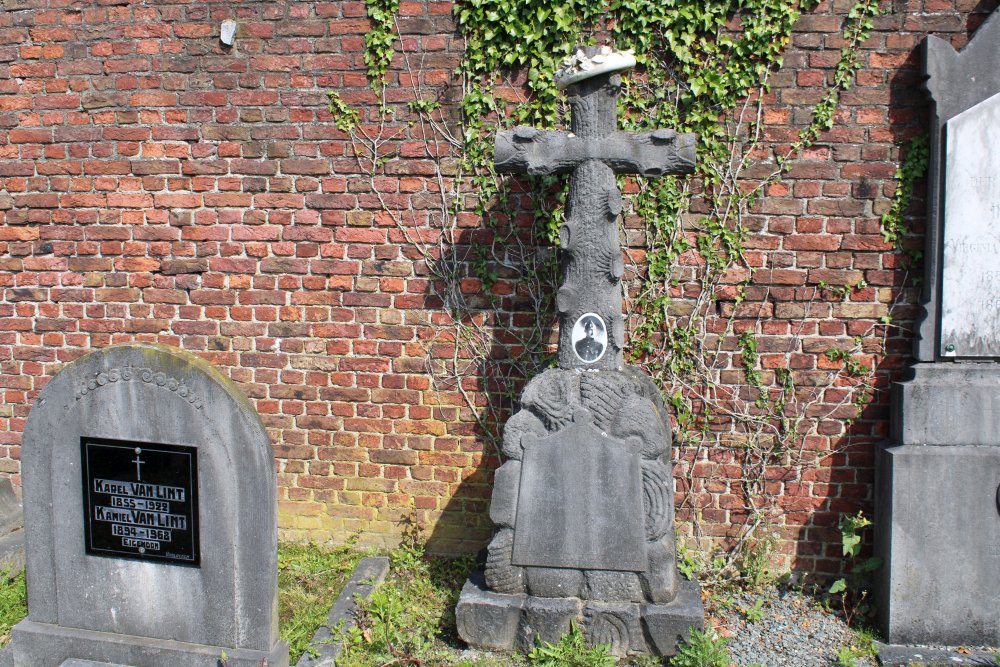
9, 129, 52, 144
129, 92, 177, 107
0, 0, 945, 568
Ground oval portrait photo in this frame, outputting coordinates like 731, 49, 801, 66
571, 313, 607, 364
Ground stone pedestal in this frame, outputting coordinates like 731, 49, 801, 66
876, 364, 1000, 645
457, 571, 704, 656
876, 442, 1000, 644
12, 621, 289, 667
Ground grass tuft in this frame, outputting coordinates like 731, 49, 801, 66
278, 540, 365, 662
0, 567, 25, 645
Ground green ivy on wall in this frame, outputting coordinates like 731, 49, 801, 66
365, 0, 401, 89
447, 0, 898, 563
881, 134, 929, 267
344, 0, 920, 570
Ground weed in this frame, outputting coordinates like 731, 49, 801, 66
828, 512, 880, 624
834, 628, 877, 667
740, 598, 766, 623
732, 529, 779, 591
0, 567, 25, 646
337, 541, 480, 666
527, 621, 615, 667
834, 645, 861, 667
361, 586, 409, 653
669, 627, 730, 667
676, 537, 704, 581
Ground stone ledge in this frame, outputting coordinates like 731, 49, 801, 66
7, 620, 289, 667
892, 362, 1000, 445
295, 555, 391, 667
456, 570, 704, 657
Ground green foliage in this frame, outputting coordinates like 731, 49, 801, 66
738, 330, 763, 397
677, 536, 704, 580
825, 346, 870, 378
839, 511, 870, 559
278, 541, 365, 662
819, 279, 868, 300
327, 91, 361, 134
364, 0, 400, 88
0, 567, 26, 646
740, 598, 766, 623
790, 0, 882, 153
408, 97, 442, 115
834, 627, 878, 666
455, 0, 605, 123
614, 0, 811, 144
473, 244, 500, 291
834, 645, 861, 667
445, 0, 896, 585
527, 621, 616, 667
669, 627, 731, 667
881, 134, 930, 266
829, 512, 881, 621
337, 542, 482, 666
356, 585, 410, 655
733, 529, 779, 590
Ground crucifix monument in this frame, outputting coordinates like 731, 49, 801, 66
456, 46, 704, 657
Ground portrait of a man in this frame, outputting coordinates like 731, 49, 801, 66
572, 313, 607, 363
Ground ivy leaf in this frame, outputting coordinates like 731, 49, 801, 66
842, 531, 862, 558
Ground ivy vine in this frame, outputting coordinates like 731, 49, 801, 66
364, 0, 401, 89
880, 133, 929, 267
447, 0, 897, 567
335, 0, 918, 574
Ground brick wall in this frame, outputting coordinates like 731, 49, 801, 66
0, 0, 995, 570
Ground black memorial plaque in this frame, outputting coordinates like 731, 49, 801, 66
81, 437, 200, 566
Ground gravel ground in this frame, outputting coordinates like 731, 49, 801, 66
712, 585, 878, 667
454, 580, 1000, 666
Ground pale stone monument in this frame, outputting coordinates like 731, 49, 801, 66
876, 9, 1000, 649
456, 46, 704, 657
6, 343, 288, 666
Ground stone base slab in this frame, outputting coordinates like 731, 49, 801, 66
875, 442, 1000, 645
8, 620, 289, 667
875, 641, 1000, 666
456, 570, 703, 656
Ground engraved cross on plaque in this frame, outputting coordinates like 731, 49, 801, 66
132, 447, 144, 481
494, 47, 696, 370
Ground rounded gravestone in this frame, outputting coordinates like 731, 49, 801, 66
10, 343, 288, 667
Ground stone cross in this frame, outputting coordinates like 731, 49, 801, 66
494, 46, 696, 371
